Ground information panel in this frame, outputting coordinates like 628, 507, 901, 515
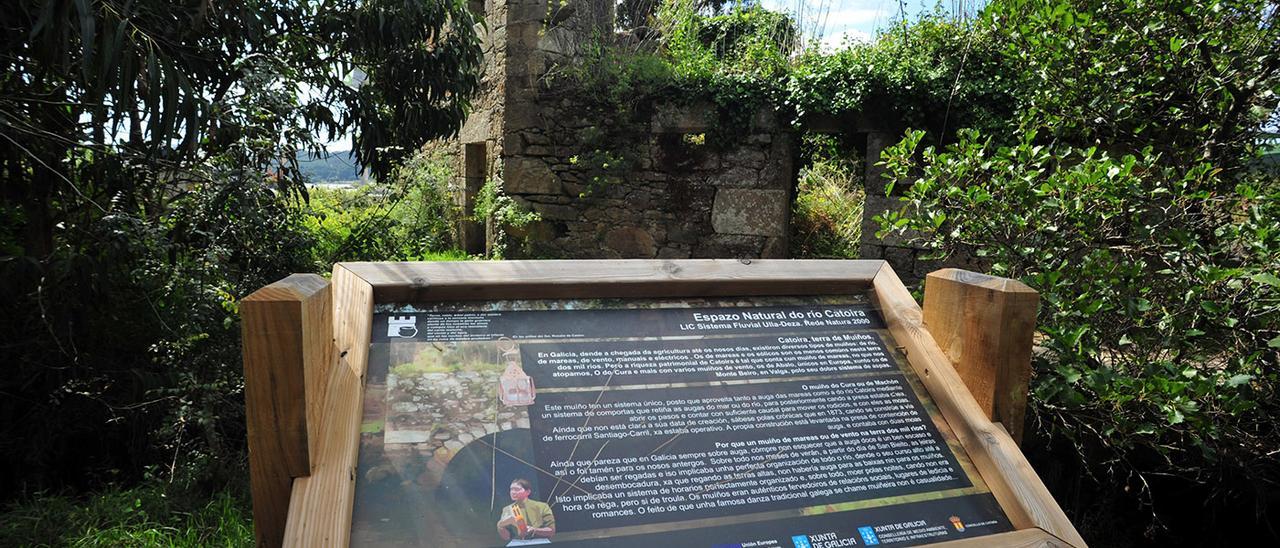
352, 296, 1012, 547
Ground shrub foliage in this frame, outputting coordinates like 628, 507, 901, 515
879, 0, 1280, 540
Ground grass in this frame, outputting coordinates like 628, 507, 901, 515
791, 157, 864, 258
0, 482, 252, 547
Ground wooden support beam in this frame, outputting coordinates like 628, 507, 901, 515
923, 268, 1039, 444
241, 274, 333, 548
342, 259, 883, 302
872, 265, 1084, 547
283, 264, 373, 547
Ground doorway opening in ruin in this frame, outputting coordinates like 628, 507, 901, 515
461, 142, 487, 255
789, 131, 865, 259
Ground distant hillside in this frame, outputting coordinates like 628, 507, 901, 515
297, 150, 364, 184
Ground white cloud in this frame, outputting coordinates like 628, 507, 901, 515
761, 0, 894, 48
823, 7, 882, 27
819, 27, 872, 52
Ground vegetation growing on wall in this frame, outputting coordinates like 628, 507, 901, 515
473, 177, 542, 258
787, 13, 1014, 140
558, 2, 795, 164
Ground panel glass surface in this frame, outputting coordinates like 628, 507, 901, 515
351, 296, 1012, 547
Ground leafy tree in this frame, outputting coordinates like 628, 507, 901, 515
2, 0, 481, 254
0, 0, 482, 496
787, 13, 1015, 139
995, 0, 1280, 174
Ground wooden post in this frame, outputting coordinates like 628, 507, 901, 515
282, 264, 373, 547
241, 274, 333, 548
876, 265, 1084, 547
922, 268, 1038, 444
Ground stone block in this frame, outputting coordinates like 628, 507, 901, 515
692, 234, 765, 259
503, 157, 563, 195
859, 244, 883, 259
506, 1, 547, 23
489, 25, 507, 49
758, 159, 790, 190
502, 133, 525, 155
666, 225, 703, 244
531, 202, 579, 221
883, 246, 916, 281
697, 152, 721, 171
604, 226, 657, 258
865, 131, 898, 196
651, 102, 713, 133
712, 188, 788, 237
504, 103, 542, 131
507, 21, 543, 50
525, 51, 549, 80
751, 107, 778, 131
538, 26, 575, 57
459, 110, 491, 143
657, 246, 691, 259
722, 148, 767, 170
626, 190, 652, 209
761, 236, 788, 259
522, 132, 550, 145
708, 164, 763, 188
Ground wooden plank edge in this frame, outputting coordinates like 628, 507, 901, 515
282, 264, 373, 547
870, 264, 1087, 548
931, 527, 1076, 548
340, 259, 885, 302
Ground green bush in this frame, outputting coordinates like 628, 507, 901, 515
993, 0, 1278, 176
0, 145, 317, 496
302, 149, 463, 265
685, 3, 796, 79
562, 3, 791, 149
473, 177, 541, 259
882, 125, 1280, 542
874, 0, 1280, 541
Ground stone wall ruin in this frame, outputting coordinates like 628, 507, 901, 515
433, 0, 949, 279
435, 0, 794, 260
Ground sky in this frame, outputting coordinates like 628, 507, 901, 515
759, 0, 954, 51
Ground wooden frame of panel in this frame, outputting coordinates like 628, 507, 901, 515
241, 259, 1085, 548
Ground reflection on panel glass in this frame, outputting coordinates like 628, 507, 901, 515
352, 296, 1012, 547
